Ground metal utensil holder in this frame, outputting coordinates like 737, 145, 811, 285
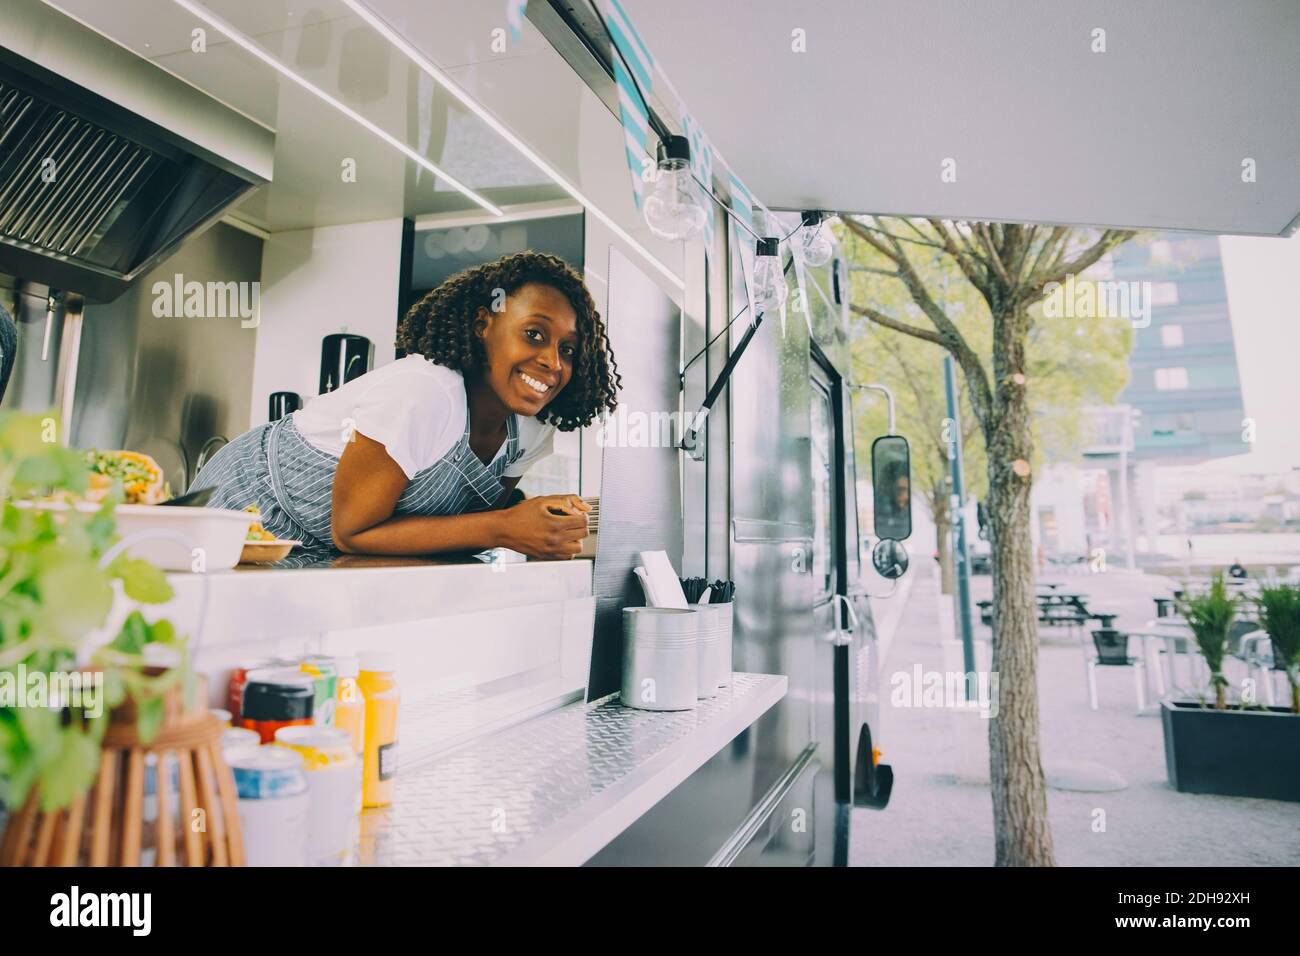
621, 608, 698, 711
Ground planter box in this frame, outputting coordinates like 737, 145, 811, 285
1161, 700, 1300, 802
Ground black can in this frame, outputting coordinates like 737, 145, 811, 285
319, 333, 373, 393
268, 391, 302, 422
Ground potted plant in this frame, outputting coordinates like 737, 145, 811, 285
0, 413, 190, 847
1256, 582, 1300, 715
1160, 575, 1300, 802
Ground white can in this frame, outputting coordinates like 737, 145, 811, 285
273, 725, 362, 866
230, 747, 309, 867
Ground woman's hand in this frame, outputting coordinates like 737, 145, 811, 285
501, 494, 590, 559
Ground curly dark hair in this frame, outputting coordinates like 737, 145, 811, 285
397, 251, 620, 431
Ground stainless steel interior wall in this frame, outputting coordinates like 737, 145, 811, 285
589, 239, 822, 866
586, 245, 684, 700
70, 221, 261, 492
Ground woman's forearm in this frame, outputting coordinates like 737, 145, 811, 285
333, 509, 511, 555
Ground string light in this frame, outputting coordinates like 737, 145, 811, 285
643, 135, 707, 242
753, 238, 788, 312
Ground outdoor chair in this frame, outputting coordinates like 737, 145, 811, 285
1237, 630, 1288, 707
1083, 628, 1148, 714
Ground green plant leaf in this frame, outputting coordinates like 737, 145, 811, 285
112, 611, 151, 655
101, 668, 125, 710
149, 618, 177, 645
114, 556, 174, 605
0, 410, 188, 812
35, 558, 114, 642
38, 727, 101, 811
135, 696, 164, 744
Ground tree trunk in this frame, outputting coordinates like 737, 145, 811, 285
984, 304, 1055, 867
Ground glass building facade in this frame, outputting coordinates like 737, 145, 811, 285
1111, 233, 1247, 463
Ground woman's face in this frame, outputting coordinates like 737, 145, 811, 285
474, 282, 579, 415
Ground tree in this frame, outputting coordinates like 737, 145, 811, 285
841, 217, 1137, 866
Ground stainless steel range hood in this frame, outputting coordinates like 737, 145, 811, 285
0, 0, 274, 301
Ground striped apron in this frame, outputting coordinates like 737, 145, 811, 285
192, 412, 522, 549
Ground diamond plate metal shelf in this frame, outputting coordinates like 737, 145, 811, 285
356, 672, 787, 866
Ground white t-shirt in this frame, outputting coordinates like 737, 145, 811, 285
291, 355, 556, 480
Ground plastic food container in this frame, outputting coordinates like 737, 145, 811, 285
106, 502, 254, 571
18, 500, 254, 571
621, 608, 698, 711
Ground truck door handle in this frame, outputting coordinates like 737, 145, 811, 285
829, 593, 858, 645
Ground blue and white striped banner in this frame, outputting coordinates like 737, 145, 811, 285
681, 108, 715, 251
607, 0, 655, 210
729, 171, 756, 311
728, 172, 755, 234
505, 0, 528, 43
790, 240, 815, 340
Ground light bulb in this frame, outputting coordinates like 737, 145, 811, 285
643, 135, 706, 242
796, 211, 833, 267
753, 238, 788, 313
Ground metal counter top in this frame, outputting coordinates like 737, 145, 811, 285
356, 673, 788, 867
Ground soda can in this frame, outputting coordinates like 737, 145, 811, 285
230, 747, 309, 867
300, 655, 338, 727
228, 656, 279, 724
274, 725, 361, 866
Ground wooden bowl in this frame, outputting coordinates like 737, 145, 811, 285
239, 539, 299, 564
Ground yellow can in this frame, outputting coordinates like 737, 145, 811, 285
358, 652, 399, 808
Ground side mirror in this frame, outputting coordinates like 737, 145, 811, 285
872, 539, 909, 579
871, 435, 912, 541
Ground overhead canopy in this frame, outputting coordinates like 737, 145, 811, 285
621, 0, 1300, 237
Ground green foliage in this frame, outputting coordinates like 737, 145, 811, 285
842, 220, 1134, 528
0, 413, 183, 813
1176, 575, 1237, 708
1256, 582, 1300, 712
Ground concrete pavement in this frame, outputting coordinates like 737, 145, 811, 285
849, 563, 1300, 866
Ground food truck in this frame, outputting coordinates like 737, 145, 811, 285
0, 0, 907, 866
5, 0, 1300, 881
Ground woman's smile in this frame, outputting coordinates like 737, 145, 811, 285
518, 368, 555, 398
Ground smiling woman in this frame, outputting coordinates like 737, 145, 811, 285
191, 252, 621, 559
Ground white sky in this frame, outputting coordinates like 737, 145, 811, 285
1213, 232, 1300, 473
